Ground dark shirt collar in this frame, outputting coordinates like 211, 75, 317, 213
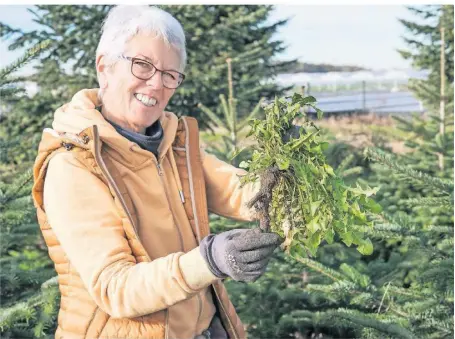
105, 117, 164, 157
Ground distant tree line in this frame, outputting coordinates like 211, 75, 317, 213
279, 61, 368, 73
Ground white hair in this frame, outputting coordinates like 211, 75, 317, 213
96, 5, 187, 72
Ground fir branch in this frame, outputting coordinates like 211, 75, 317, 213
365, 148, 454, 193
336, 153, 356, 173
363, 223, 421, 241
402, 196, 453, 208
0, 40, 51, 81
279, 309, 354, 331
328, 308, 416, 339
426, 225, 454, 233
341, 166, 364, 178
0, 87, 25, 101
237, 97, 265, 131
284, 308, 415, 339
41, 276, 58, 289
387, 285, 435, 301
0, 169, 33, 209
0, 22, 24, 39
0, 283, 59, 336
292, 255, 345, 282
197, 102, 225, 129
306, 280, 358, 294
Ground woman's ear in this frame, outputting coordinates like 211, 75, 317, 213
96, 55, 108, 89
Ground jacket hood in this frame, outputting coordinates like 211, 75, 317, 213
51, 88, 178, 168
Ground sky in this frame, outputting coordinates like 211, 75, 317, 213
0, 5, 425, 71
268, 5, 420, 70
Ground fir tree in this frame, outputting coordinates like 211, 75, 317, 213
372, 4, 454, 225
0, 42, 60, 338
398, 5, 454, 123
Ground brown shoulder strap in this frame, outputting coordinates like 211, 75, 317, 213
173, 116, 210, 243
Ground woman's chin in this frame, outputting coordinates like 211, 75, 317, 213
132, 107, 160, 123
135, 117, 161, 131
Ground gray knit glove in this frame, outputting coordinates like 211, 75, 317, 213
199, 228, 282, 283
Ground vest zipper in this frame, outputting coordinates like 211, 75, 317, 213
157, 160, 185, 203
154, 156, 188, 338
154, 157, 185, 252
156, 161, 163, 176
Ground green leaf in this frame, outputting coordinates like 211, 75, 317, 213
259, 126, 271, 139
273, 97, 280, 115
305, 231, 321, 255
300, 95, 317, 105
307, 216, 320, 233
346, 184, 379, 198
289, 243, 306, 258
230, 147, 247, 161
291, 92, 303, 104
276, 157, 290, 170
341, 231, 353, 246
239, 161, 250, 169
339, 190, 348, 212
324, 228, 335, 244
292, 94, 317, 106
324, 164, 335, 177
357, 238, 373, 255
320, 142, 329, 151
290, 130, 319, 150
310, 200, 323, 216
308, 161, 319, 175
363, 198, 383, 213
311, 144, 322, 153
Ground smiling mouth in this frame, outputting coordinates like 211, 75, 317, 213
134, 93, 158, 107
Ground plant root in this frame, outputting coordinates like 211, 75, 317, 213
247, 165, 283, 232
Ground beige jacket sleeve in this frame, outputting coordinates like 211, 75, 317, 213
201, 149, 260, 221
43, 152, 218, 319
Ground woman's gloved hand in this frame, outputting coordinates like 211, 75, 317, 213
199, 228, 283, 282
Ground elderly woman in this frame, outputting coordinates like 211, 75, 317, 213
31, 5, 282, 339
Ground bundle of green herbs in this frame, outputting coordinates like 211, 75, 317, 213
238, 93, 382, 257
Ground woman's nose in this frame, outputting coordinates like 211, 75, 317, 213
146, 71, 164, 89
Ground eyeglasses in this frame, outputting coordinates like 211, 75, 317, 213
119, 55, 185, 89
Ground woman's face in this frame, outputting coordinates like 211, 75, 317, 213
97, 33, 182, 133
